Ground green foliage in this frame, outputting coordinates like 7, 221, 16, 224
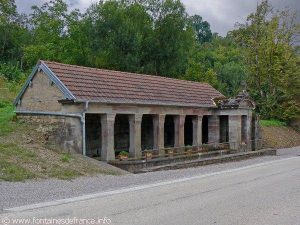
151, 0, 194, 77
48, 167, 80, 180
23, 0, 69, 67
61, 153, 72, 163
119, 150, 129, 156
190, 14, 212, 43
0, 159, 35, 181
0, 143, 36, 181
260, 119, 287, 127
0, 62, 24, 81
86, 1, 153, 72
0, 0, 30, 65
231, 0, 300, 121
183, 36, 247, 94
0, 101, 15, 135
0, 0, 298, 123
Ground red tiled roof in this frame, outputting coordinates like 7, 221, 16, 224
42, 60, 224, 107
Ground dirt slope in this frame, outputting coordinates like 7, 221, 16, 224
262, 126, 300, 148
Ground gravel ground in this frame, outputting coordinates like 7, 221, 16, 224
0, 146, 299, 213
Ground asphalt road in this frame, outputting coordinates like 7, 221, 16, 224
1, 156, 299, 225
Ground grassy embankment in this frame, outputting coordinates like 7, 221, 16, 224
0, 80, 120, 182
0, 102, 121, 182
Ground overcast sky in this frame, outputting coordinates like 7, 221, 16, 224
15, 0, 300, 36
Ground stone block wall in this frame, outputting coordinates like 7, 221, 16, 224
16, 71, 64, 112
17, 115, 82, 154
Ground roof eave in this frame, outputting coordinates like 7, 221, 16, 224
72, 99, 218, 108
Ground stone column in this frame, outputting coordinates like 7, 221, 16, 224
153, 114, 165, 156
246, 114, 252, 151
192, 115, 203, 147
174, 115, 185, 148
253, 115, 262, 150
101, 113, 116, 161
129, 114, 142, 158
208, 115, 220, 144
228, 115, 242, 150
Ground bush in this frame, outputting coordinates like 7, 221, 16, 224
0, 62, 24, 82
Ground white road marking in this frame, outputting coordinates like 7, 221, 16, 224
4, 156, 299, 213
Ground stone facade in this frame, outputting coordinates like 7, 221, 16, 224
62, 102, 257, 160
16, 99, 260, 160
15, 61, 261, 162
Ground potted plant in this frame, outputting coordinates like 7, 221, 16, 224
118, 151, 129, 160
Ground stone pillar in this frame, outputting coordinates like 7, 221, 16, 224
101, 113, 116, 161
192, 115, 203, 147
174, 115, 185, 148
228, 115, 242, 150
208, 115, 220, 144
129, 114, 142, 158
246, 114, 252, 151
253, 115, 262, 150
153, 114, 165, 156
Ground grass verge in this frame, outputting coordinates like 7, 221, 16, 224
260, 119, 287, 127
0, 101, 16, 135
0, 159, 35, 182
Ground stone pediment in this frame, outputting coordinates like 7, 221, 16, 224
213, 90, 255, 109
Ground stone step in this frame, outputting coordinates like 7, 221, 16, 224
109, 149, 234, 173
137, 148, 276, 173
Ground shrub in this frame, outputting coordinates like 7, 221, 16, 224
0, 62, 24, 82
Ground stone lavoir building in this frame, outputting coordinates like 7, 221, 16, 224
14, 60, 261, 162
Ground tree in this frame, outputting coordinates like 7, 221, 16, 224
0, 0, 30, 67
190, 15, 212, 43
83, 1, 154, 72
183, 35, 247, 95
80, 0, 195, 78
23, 0, 69, 67
151, 0, 195, 77
231, 0, 300, 121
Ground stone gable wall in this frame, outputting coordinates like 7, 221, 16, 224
16, 71, 64, 112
